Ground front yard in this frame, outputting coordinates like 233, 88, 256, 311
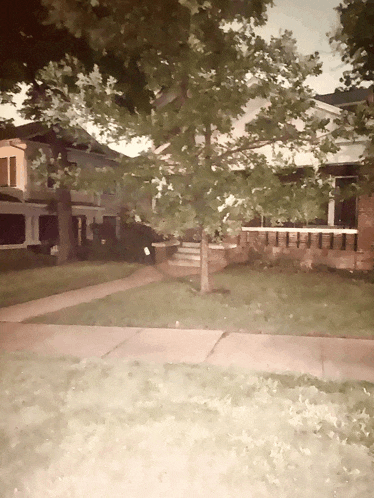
1, 352, 373, 497
0, 261, 139, 307
29, 264, 374, 338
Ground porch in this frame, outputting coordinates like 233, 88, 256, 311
241, 226, 362, 270
153, 222, 374, 272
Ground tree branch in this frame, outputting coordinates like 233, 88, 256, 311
215, 138, 281, 161
214, 125, 347, 162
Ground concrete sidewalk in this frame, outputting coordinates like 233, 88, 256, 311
1, 322, 374, 383
0, 265, 164, 322
1, 262, 373, 383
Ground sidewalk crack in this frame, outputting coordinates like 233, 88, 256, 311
204, 331, 230, 361
101, 328, 144, 358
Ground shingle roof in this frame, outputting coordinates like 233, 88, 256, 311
315, 88, 371, 107
0, 122, 125, 159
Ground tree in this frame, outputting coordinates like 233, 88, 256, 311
0, 0, 207, 262
330, 0, 374, 192
1, 0, 276, 266
111, 27, 338, 292
330, 0, 374, 88
26, 124, 91, 265
6, 2, 341, 286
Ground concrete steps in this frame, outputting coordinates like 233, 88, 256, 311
168, 242, 201, 267
168, 258, 200, 267
167, 241, 236, 269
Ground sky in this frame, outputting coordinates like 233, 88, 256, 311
0, 0, 347, 156
260, 0, 346, 95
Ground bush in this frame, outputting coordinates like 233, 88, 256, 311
76, 240, 153, 264
0, 249, 56, 273
78, 221, 159, 264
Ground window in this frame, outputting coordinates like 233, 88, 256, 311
39, 215, 58, 243
0, 214, 25, 244
0, 157, 17, 187
102, 216, 117, 240
333, 176, 358, 228
73, 215, 87, 246
47, 174, 55, 189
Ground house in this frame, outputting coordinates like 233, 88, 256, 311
0, 123, 124, 252
153, 89, 374, 272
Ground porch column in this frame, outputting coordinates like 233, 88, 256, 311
25, 214, 39, 246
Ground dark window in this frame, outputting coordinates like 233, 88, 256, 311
9, 157, 17, 187
102, 216, 117, 240
47, 176, 55, 188
73, 215, 87, 246
0, 158, 8, 186
47, 161, 56, 188
0, 157, 17, 187
0, 214, 25, 244
39, 215, 59, 243
334, 177, 358, 228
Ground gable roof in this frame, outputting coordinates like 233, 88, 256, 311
315, 88, 372, 109
0, 122, 124, 159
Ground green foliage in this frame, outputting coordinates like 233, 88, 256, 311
330, 1, 374, 193
1, 0, 274, 114
114, 24, 338, 239
29, 147, 83, 190
0, 0, 91, 95
330, 0, 374, 87
3, 1, 344, 254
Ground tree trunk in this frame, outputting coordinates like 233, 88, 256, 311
47, 129, 77, 265
199, 121, 213, 293
56, 187, 76, 265
200, 229, 211, 293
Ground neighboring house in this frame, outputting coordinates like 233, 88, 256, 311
315, 87, 373, 112
238, 90, 374, 271
154, 89, 374, 272
0, 123, 124, 251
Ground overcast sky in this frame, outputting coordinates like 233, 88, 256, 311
260, 0, 345, 94
1, 0, 346, 155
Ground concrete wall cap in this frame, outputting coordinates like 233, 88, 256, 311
209, 243, 238, 249
152, 239, 180, 248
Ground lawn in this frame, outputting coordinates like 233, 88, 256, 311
30, 264, 374, 338
0, 351, 373, 497
0, 261, 140, 307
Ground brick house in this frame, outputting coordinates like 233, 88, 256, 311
154, 89, 374, 271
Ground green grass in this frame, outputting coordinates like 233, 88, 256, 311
30, 264, 374, 338
0, 261, 140, 307
0, 352, 373, 497
0, 248, 56, 272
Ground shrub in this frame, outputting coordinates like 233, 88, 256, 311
0, 249, 56, 272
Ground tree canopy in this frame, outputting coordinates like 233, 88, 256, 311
1, 0, 342, 288
330, 0, 374, 193
330, 0, 374, 88
1, 0, 273, 111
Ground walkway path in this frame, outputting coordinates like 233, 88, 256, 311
0, 265, 164, 323
1, 263, 374, 384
